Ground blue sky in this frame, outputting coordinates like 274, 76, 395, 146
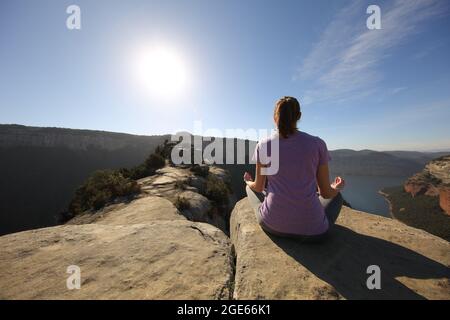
1, 0, 449, 151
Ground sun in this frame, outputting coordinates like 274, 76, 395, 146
132, 44, 188, 100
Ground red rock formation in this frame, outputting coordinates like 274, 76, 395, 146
439, 187, 450, 215
404, 176, 439, 197
404, 180, 428, 196
425, 185, 440, 196
404, 156, 449, 199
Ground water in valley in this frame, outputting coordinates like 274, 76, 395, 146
331, 174, 408, 218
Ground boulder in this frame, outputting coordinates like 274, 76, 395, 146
230, 198, 450, 300
188, 175, 207, 194
0, 220, 233, 299
209, 166, 231, 184
67, 196, 185, 225
137, 166, 232, 233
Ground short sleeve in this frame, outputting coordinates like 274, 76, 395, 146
251, 143, 259, 163
318, 138, 331, 166
251, 140, 271, 165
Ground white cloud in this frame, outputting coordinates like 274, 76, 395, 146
295, 0, 449, 105
391, 86, 407, 95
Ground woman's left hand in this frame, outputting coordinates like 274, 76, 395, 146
331, 176, 345, 191
243, 172, 253, 183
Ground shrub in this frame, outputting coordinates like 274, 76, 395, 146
64, 144, 169, 221
160, 140, 176, 160
118, 167, 132, 179
174, 179, 187, 190
128, 164, 153, 180
145, 153, 166, 170
119, 152, 167, 181
204, 174, 230, 206
56, 210, 75, 224
190, 165, 209, 177
68, 170, 140, 216
174, 196, 191, 211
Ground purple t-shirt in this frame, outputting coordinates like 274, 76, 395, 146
253, 131, 331, 236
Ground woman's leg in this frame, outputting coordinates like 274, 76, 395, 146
246, 186, 327, 243
245, 185, 265, 224
319, 192, 344, 226
246, 186, 341, 243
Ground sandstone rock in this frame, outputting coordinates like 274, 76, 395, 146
67, 196, 185, 226
209, 166, 230, 184
403, 155, 450, 216
403, 155, 449, 197
178, 190, 231, 233
0, 221, 233, 300
427, 156, 450, 185
137, 166, 233, 233
139, 167, 195, 200
0, 164, 237, 300
157, 166, 192, 179
178, 191, 211, 219
230, 198, 450, 300
151, 175, 178, 186
404, 180, 435, 197
188, 175, 207, 194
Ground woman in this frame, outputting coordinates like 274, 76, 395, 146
244, 96, 345, 242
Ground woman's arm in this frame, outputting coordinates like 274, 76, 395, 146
317, 164, 345, 199
244, 161, 267, 193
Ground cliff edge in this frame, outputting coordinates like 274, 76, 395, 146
230, 198, 450, 299
381, 155, 450, 241
0, 166, 235, 300
404, 155, 450, 214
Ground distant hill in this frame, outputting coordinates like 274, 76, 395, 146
0, 124, 447, 235
0, 124, 170, 151
328, 149, 447, 176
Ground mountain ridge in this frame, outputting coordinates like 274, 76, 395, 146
3, 124, 449, 154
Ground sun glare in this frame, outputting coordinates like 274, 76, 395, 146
132, 44, 188, 101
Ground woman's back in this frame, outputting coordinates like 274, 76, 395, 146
256, 131, 330, 236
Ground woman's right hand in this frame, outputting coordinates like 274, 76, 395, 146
243, 172, 253, 182
331, 176, 345, 191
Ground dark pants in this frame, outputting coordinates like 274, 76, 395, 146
245, 185, 343, 242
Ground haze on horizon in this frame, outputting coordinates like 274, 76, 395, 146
1, 0, 449, 152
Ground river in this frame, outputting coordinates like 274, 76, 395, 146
330, 174, 408, 217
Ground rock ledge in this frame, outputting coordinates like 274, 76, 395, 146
230, 198, 450, 300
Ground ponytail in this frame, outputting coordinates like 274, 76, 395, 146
274, 96, 301, 138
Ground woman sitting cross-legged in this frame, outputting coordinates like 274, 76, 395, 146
244, 96, 345, 242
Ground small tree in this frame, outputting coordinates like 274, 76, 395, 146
204, 174, 229, 206
190, 165, 209, 177
145, 153, 166, 170
68, 170, 140, 216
